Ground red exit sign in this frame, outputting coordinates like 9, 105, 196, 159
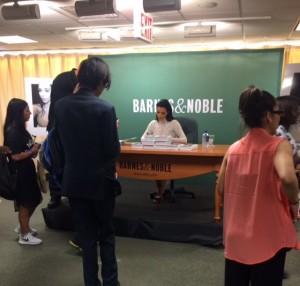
134, 9, 153, 43
140, 12, 153, 43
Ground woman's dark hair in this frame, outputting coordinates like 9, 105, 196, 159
276, 96, 299, 129
156, 99, 173, 121
77, 57, 111, 90
31, 84, 43, 106
239, 86, 276, 128
4, 98, 28, 133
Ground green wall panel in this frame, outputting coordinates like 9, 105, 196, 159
99, 49, 283, 145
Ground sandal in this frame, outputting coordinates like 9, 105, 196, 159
150, 192, 161, 203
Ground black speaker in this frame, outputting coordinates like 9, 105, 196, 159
143, 0, 181, 13
290, 72, 300, 98
1, 4, 40, 20
75, 0, 115, 17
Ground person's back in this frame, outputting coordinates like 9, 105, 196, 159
55, 92, 119, 199
54, 57, 120, 286
217, 86, 299, 286
224, 128, 297, 264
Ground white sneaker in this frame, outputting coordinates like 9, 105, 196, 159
18, 233, 42, 245
14, 225, 38, 236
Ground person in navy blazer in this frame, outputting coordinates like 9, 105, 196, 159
54, 57, 120, 286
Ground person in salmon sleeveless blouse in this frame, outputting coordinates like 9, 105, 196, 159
217, 86, 299, 286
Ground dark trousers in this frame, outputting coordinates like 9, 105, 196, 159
69, 193, 118, 286
48, 175, 61, 202
225, 248, 287, 286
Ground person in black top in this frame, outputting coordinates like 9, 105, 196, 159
46, 69, 78, 209
54, 57, 120, 286
0, 146, 11, 154
4, 98, 42, 245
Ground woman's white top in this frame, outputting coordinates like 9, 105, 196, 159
141, 119, 187, 144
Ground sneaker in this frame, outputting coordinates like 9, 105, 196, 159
69, 239, 82, 251
150, 192, 161, 203
14, 225, 38, 236
18, 233, 42, 245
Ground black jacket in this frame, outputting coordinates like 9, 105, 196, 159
54, 88, 120, 200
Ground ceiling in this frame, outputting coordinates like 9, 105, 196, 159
0, 0, 300, 52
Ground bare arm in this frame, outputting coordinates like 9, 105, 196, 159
216, 151, 228, 197
11, 144, 40, 161
0, 146, 11, 154
274, 140, 299, 204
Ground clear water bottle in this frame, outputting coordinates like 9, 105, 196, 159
202, 130, 209, 147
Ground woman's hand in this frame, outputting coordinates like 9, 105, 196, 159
0, 146, 11, 154
31, 143, 41, 158
290, 201, 300, 222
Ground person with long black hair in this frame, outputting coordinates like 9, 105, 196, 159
4, 98, 42, 245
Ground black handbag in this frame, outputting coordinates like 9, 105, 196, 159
0, 153, 17, 200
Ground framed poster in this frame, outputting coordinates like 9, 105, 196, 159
24, 77, 52, 136
281, 63, 300, 96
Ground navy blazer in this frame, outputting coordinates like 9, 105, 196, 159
54, 88, 120, 200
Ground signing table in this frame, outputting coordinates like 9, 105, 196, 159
116, 144, 229, 221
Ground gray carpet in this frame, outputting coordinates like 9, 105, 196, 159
0, 185, 299, 286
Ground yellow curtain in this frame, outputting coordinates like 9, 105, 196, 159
284, 47, 300, 64
282, 47, 300, 79
0, 54, 87, 144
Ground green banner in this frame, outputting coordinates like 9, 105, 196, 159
99, 49, 283, 145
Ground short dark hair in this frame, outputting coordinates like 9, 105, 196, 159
239, 86, 276, 128
276, 96, 299, 129
77, 57, 111, 90
4, 98, 28, 133
156, 99, 173, 121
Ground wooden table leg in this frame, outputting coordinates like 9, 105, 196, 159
214, 174, 222, 222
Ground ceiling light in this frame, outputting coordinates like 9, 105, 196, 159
103, 29, 121, 41
184, 25, 215, 38
78, 30, 102, 41
296, 21, 300, 31
184, 22, 199, 27
197, 2, 218, 8
201, 21, 230, 30
1, 2, 40, 20
181, 0, 193, 5
201, 21, 223, 26
0, 35, 37, 44
77, 28, 120, 41
115, 0, 135, 11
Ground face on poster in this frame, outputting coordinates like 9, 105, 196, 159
24, 77, 52, 136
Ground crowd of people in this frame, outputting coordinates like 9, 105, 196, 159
1, 56, 299, 286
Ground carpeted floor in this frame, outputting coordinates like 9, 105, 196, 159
0, 178, 299, 286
